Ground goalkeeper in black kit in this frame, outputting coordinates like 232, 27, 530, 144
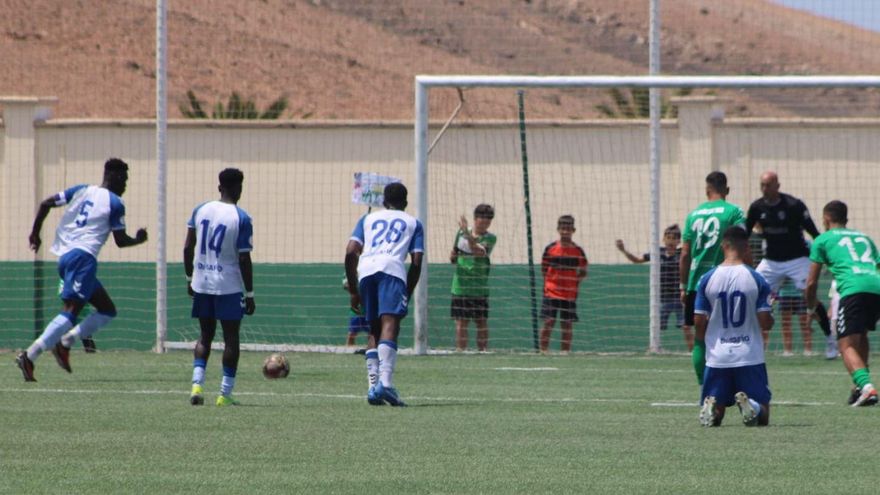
745, 171, 836, 358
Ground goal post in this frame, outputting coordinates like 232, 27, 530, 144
413, 74, 880, 355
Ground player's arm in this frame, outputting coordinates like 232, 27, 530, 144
239, 252, 255, 315
757, 310, 774, 333
183, 227, 196, 296
112, 228, 148, 248
800, 202, 821, 239
615, 240, 647, 264
578, 248, 588, 281
804, 261, 823, 312
28, 195, 58, 252
458, 216, 487, 257
345, 240, 363, 310
407, 251, 424, 296
745, 203, 759, 234
679, 240, 691, 303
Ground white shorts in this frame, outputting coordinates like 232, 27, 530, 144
756, 257, 811, 292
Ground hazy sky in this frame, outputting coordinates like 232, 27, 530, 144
773, 0, 880, 32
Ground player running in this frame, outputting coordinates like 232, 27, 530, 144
680, 171, 746, 335
345, 182, 424, 406
17, 158, 148, 381
694, 227, 774, 427
746, 171, 835, 358
184, 168, 255, 406
806, 200, 880, 407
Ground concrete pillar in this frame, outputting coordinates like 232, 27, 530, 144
1, 97, 57, 260
672, 95, 726, 175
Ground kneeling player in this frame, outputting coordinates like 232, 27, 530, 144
693, 227, 774, 427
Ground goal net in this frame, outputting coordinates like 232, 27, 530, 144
2, 76, 880, 355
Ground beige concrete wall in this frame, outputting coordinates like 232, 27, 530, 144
3, 98, 879, 266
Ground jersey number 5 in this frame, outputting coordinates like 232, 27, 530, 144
199, 219, 227, 257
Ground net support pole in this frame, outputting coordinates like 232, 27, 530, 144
517, 91, 540, 352
154, 0, 168, 353
648, 0, 662, 353
413, 80, 429, 355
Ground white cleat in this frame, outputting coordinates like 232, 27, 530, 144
699, 396, 717, 427
735, 391, 759, 426
851, 383, 879, 407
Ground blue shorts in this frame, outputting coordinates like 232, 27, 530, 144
701, 364, 771, 407
58, 249, 103, 302
358, 272, 408, 323
191, 292, 244, 321
349, 315, 370, 334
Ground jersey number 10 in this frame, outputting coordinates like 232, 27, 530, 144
717, 290, 747, 329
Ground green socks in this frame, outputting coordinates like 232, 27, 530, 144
692, 340, 707, 385
852, 368, 872, 389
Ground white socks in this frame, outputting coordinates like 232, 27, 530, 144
27, 312, 75, 361
377, 340, 398, 388
61, 312, 114, 348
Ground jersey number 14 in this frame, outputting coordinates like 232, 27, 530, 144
199, 219, 227, 257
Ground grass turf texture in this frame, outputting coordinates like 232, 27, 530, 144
1, 351, 872, 494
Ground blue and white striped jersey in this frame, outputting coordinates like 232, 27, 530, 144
695, 263, 773, 368
50, 185, 125, 258
350, 209, 424, 283
188, 201, 254, 295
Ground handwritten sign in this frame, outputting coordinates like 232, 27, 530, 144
351, 172, 400, 206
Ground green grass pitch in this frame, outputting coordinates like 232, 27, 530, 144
1, 350, 875, 494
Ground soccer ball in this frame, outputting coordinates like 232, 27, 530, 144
262, 353, 290, 379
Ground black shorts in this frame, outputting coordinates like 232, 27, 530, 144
836, 293, 880, 338
451, 296, 489, 320
684, 291, 697, 326
541, 297, 578, 322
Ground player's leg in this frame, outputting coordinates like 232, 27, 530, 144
559, 301, 577, 353
672, 302, 693, 351
475, 317, 489, 352
359, 275, 384, 405
837, 294, 878, 406
798, 307, 813, 356
191, 316, 217, 405
455, 318, 469, 351
60, 283, 117, 349
788, 257, 832, 338
826, 288, 840, 359
733, 364, 771, 426
372, 273, 408, 406
699, 367, 731, 427
18, 252, 93, 380
539, 298, 556, 353
780, 307, 794, 356
216, 318, 241, 406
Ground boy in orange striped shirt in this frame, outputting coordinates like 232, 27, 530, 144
540, 215, 588, 354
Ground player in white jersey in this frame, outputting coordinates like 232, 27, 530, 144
345, 182, 424, 406
693, 226, 774, 427
17, 159, 148, 381
183, 168, 255, 406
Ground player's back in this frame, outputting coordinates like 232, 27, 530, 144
684, 200, 745, 290
51, 185, 125, 258
189, 200, 253, 295
811, 228, 880, 298
695, 263, 772, 368
352, 209, 424, 283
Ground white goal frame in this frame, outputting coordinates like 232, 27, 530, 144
412, 75, 880, 355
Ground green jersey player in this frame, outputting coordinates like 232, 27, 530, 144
806, 200, 880, 407
680, 171, 746, 330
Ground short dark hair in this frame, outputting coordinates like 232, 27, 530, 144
219, 168, 244, 188
705, 171, 728, 193
664, 224, 681, 237
474, 204, 495, 219
557, 215, 575, 228
823, 200, 848, 224
104, 158, 129, 174
722, 225, 749, 245
383, 182, 407, 209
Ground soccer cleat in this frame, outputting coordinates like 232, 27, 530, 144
375, 382, 406, 407
51, 343, 72, 373
215, 395, 240, 407
367, 386, 385, 406
15, 352, 36, 382
851, 384, 879, 407
82, 338, 97, 353
735, 391, 759, 426
847, 387, 861, 405
825, 335, 838, 360
699, 396, 717, 427
190, 384, 204, 406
